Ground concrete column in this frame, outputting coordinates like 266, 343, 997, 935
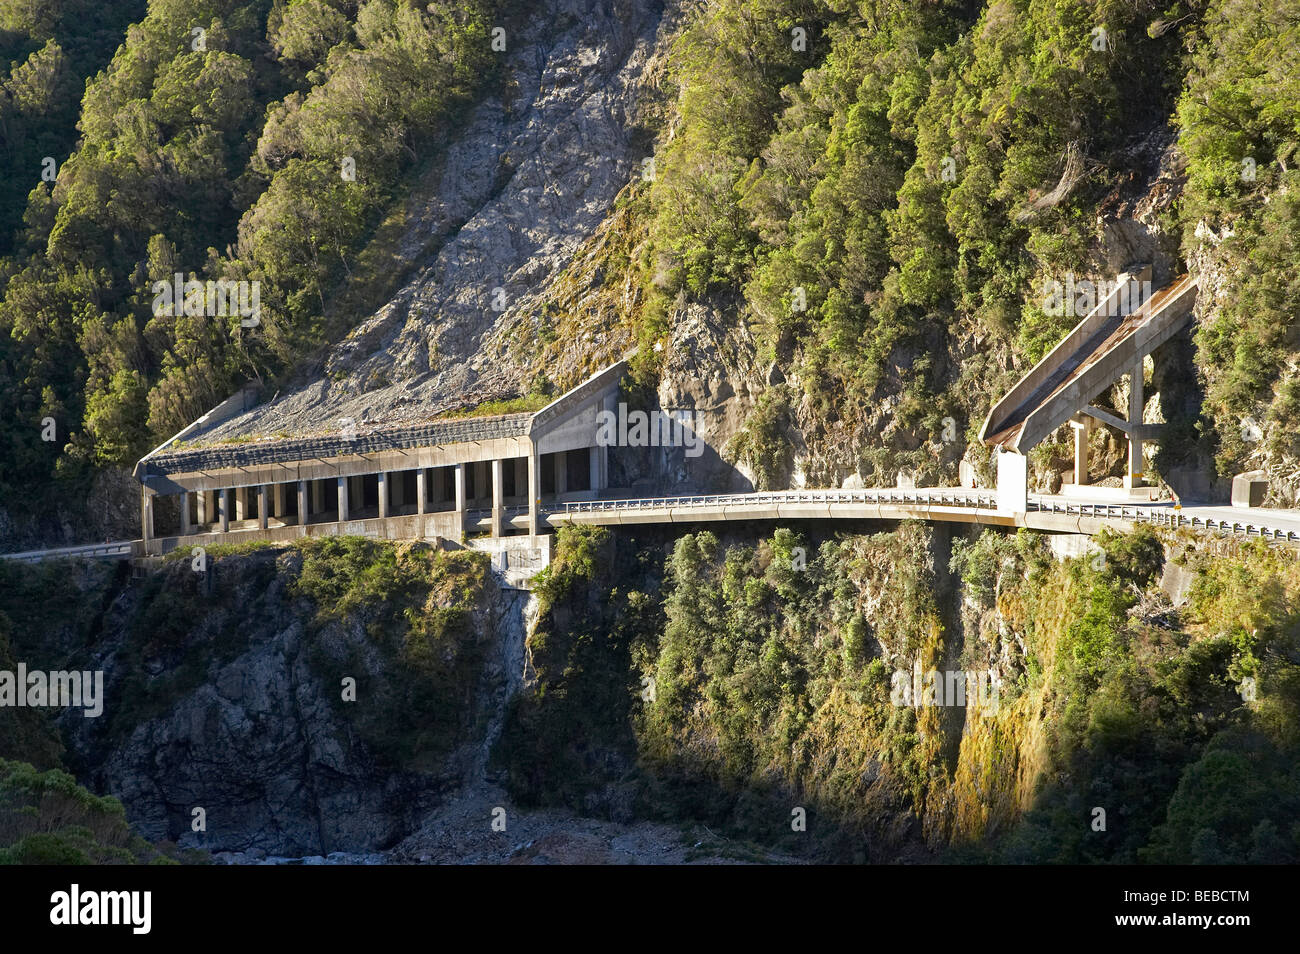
179, 491, 191, 536
454, 463, 466, 542
274, 483, 287, 524
219, 489, 230, 532
196, 491, 207, 525
257, 485, 268, 530
528, 441, 540, 544
590, 444, 602, 493
1071, 417, 1091, 486
234, 486, 247, 522
555, 450, 567, 497
338, 475, 349, 522
1126, 359, 1145, 486
312, 479, 324, 515
598, 392, 615, 490
141, 490, 153, 545
378, 472, 389, 518
297, 480, 308, 526
417, 468, 428, 515
491, 459, 504, 537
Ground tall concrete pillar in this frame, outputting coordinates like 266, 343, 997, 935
235, 486, 248, 522
454, 463, 466, 542
219, 489, 230, 532
1126, 359, 1145, 487
274, 483, 287, 524
589, 444, 602, 493
417, 468, 428, 515
179, 491, 191, 536
555, 450, 567, 497
996, 450, 1028, 514
1071, 416, 1092, 487
378, 472, 389, 518
297, 480, 308, 527
490, 459, 504, 537
528, 441, 540, 544
338, 475, 349, 522
141, 490, 154, 546
196, 490, 207, 525
257, 485, 269, 530
597, 392, 615, 491
311, 479, 324, 515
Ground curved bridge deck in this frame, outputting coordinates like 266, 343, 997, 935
551, 489, 1300, 544
6, 488, 1300, 565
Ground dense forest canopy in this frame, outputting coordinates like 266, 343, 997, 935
0, 0, 517, 511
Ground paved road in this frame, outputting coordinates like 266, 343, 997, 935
0, 540, 137, 564
5, 487, 1300, 564
555, 488, 1300, 543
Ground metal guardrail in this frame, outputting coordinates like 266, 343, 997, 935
556, 488, 1000, 513
553, 490, 1300, 544
1031, 499, 1300, 542
0, 541, 136, 564
6, 494, 1298, 565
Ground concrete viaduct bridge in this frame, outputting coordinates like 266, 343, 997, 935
5, 269, 1298, 571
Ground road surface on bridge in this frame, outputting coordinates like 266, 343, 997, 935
4, 486, 1299, 564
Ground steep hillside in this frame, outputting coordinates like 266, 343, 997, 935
497, 522, 1300, 863
6, 1, 1300, 548
5, 522, 1296, 863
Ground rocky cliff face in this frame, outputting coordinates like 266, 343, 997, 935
203, 0, 674, 444
21, 543, 779, 863
52, 546, 531, 857
0, 467, 141, 553
190, 0, 776, 498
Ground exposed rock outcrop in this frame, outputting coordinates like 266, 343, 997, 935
202, 0, 673, 444
57, 548, 531, 856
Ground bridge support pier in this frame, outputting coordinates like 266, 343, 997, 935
297, 480, 308, 526
378, 472, 389, 519
417, 468, 428, 516
179, 491, 190, 536
219, 489, 230, 532
257, 486, 268, 530
337, 475, 349, 522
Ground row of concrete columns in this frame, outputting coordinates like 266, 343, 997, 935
145, 445, 608, 547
